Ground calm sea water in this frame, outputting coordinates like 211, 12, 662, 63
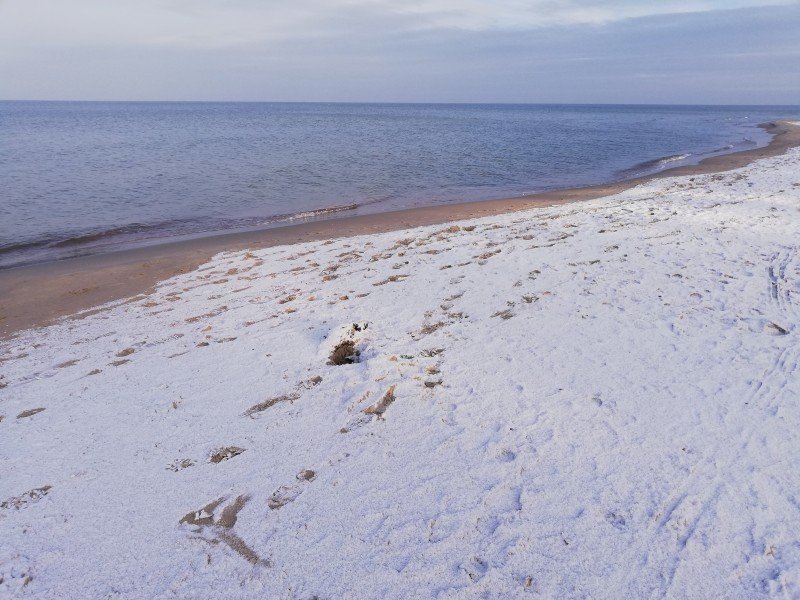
1, 102, 798, 268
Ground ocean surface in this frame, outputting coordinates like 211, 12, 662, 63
1, 102, 798, 269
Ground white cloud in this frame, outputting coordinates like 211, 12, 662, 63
0, 0, 794, 51
377, 0, 794, 29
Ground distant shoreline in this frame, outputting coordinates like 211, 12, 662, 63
1, 120, 798, 339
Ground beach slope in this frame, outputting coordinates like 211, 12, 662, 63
2, 144, 800, 596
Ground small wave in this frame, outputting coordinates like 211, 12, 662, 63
0, 220, 187, 259
633, 153, 692, 171
0, 237, 60, 256
705, 138, 757, 155
51, 223, 154, 248
261, 203, 359, 225
708, 144, 735, 153
1, 204, 364, 265
616, 153, 692, 178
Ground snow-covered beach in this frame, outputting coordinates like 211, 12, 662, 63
2, 132, 800, 597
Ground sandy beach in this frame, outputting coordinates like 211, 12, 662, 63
1, 120, 798, 339
2, 122, 800, 596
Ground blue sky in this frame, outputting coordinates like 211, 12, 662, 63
0, 0, 798, 103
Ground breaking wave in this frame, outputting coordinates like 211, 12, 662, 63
617, 153, 692, 178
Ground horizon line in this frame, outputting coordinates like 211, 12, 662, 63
2, 99, 799, 108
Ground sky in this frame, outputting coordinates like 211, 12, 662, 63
0, 0, 798, 104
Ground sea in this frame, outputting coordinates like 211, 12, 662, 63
1, 102, 798, 269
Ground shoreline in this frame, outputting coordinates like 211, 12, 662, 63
2, 119, 799, 339
0, 128, 769, 272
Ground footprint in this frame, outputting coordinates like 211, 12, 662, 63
421, 348, 445, 358
268, 469, 316, 510
460, 556, 489, 582
179, 495, 267, 566
496, 449, 517, 463
373, 274, 409, 286
492, 309, 514, 320
180, 497, 227, 527
1, 486, 52, 510
766, 322, 789, 336
242, 376, 323, 417
243, 393, 299, 417
605, 510, 628, 531
216, 495, 250, 529
209, 447, 245, 463
340, 386, 397, 432
363, 385, 396, 418
298, 375, 323, 389
166, 458, 195, 472
0, 553, 34, 593
17, 408, 45, 419
414, 322, 446, 338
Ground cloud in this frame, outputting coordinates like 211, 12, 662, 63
0, 1, 797, 102
0, 0, 796, 51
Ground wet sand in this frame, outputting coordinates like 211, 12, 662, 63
1, 120, 798, 339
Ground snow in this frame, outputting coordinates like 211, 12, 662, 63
2, 146, 800, 598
